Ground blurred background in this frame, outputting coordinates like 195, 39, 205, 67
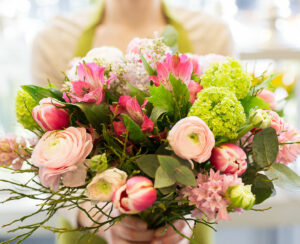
0, 0, 300, 243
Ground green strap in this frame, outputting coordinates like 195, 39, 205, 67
74, 0, 193, 57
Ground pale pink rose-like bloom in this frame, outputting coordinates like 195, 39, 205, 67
31, 127, 93, 191
188, 80, 203, 103
198, 54, 226, 72
257, 89, 276, 109
110, 96, 154, 134
113, 176, 156, 214
63, 63, 116, 104
210, 143, 247, 176
126, 38, 152, 55
32, 98, 70, 131
181, 169, 242, 222
168, 117, 215, 164
268, 111, 286, 134
149, 54, 194, 90
0, 134, 30, 169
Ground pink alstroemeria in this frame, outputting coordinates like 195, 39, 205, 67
111, 96, 154, 135
63, 63, 116, 104
149, 54, 194, 89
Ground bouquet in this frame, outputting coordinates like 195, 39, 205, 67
2, 36, 300, 244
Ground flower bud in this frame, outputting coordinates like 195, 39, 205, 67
226, 184, 256, 210
210, 143, 247, 176
249, 109, 271, 129
32, 98, 69, 131
86, 168, 127, 202
112, 176, 156, 214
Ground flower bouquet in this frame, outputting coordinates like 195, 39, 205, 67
2, 36, 300, 244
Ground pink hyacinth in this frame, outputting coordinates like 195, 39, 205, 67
149, 54, 194, 90
113, 176, 156, 214
0, 134, 30, 169
181, 169, 242, 222
110, 96, 154, 135
63, 63, 116, 104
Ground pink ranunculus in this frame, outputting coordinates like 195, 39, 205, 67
188, 80, 203, 103
168, 116, 215, 163
31, 127, 93, 191
0, 134, 30, 169
210, 143, 247, 176
112, 176, 156, 214
126, 37, 152, 55
257, 89, 276, 109
63, 63, 116, 104
32, 98, 70, 131
110, 96, 154, 134
149, 54, 194, 89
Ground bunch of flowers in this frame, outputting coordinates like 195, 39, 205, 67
2, 36, 300, 244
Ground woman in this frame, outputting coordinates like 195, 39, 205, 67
31, 0, 234, 243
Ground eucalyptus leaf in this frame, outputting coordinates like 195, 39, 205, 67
136, 155, 159, 178
161, 25, 178, 48
266, 163, 300, 190
159, 185, 176, 195
253, 128, 279, 169
154, 167, 176, 188
174, 165, 197, 186
158, 155, 180, 176
250, 174, 275, 204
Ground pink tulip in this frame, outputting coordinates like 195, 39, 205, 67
210, 143, 247, 176
110, 96, 154, 134
31, 127, 93, 191
168, 117, 215, 164
257, 89, 276, 109
63, 63, 116, 104
149, 54, 194, 89
113, 176, 156, 214
32, 98, 70, 131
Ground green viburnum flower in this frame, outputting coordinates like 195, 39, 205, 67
90, 153, 108, 173
188, 87, 246, 139
201, 57, 252, 99
15, 89, 39, 131
226, 184, 256, 210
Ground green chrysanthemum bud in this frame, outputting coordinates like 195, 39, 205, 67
249, 109, 271, 129
188, 87, 246, 139
226, 184, 256, 210
90, 153, 108, 173
15, 89, 39, 131
201, 57, 252, 99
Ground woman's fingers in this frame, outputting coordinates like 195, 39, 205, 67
112, 224, 154, 242
118, 216, 148, 230
110, 233, 150, 244
154, 220, 185, 237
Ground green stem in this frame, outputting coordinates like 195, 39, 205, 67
280, 141, 300, 145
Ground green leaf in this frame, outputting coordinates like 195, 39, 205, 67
158, 155, 180, 175
253, 73, 278, 93
174, 165, 197, 186
240, 96, 270, 115
75, 103, 110, 132
161, 25, 178, 48
22, 85, 63, 102
250, 174, 275, 204
140, 52, 155, 76
148, 85, 174, 115
150, 107, 168, 123
126, 82, 149, 105
169, 74, 191, 117
122, 114, 150, 144
154, 166, 176, 188
159, 185, 176, 195
136, 155, 160, 178
266, 163, 300, 190
253, 128, 279, 168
